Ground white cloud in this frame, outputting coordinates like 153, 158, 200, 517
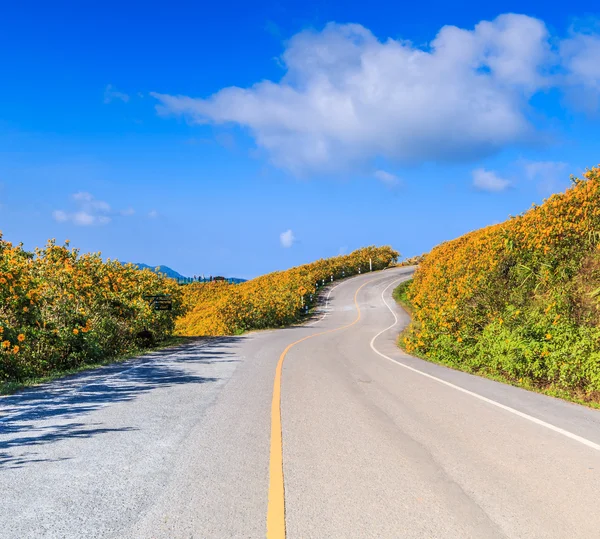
280, 229, 295, 248
472, 168, 510, 192
374, 170, 401, 186
72, 211, 96, 226
52, 210, 68, 223
104, 84, 130, 104
53, 193, 114, 226
560, 32, 600, 112
151, 16, 600, 175
523, 160, 569, 194
120, 207, 135, 216
72, 191, 111, 212
148, 209, 159, 219
72, 192, 93, 202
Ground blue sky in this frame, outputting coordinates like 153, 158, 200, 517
1, 1, 599, 279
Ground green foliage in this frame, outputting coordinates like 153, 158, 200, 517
0, 235, 184, 383
403, 166, 600, 402
392, 279, 413, 313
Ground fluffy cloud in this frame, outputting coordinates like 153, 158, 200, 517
152, 16, 600, 174
280, 229, 295, 248
104, 84, 129, 104
560, 32, 600, 111
151, 15, 600, 174
374, 170, 401, 186
523, 160, 569, 194
472, 168, 510, 192
53, 192, 135, 226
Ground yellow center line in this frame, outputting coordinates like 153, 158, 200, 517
266, 279, 372, 539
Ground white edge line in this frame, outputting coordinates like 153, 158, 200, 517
370, 278, 600, 452
306, 268, 414, 327
305, 282, 342, 326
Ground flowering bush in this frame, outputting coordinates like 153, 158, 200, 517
0, 237, 184, 383
177, 246, 399, 336
404, 166, 600, 399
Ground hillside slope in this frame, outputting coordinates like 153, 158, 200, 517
404, 166, 600, 403
133, 263, 186, 280
176, 246, 399, 336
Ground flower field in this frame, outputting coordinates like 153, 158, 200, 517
0, 236, 183, 384
403, 166, 600, 401
0, 240, 397, 385
176, 246, 399, 336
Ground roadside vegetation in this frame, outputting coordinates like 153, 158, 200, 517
0, 237, 184, 388
401, 166, 600, 406
0, 241, 397, 390
176, 246, 399, 336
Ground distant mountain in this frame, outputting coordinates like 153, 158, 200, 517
132, 263, 186, 280
132, 263, 247, 284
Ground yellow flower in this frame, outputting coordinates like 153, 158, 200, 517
0, 326, 3, 333
73, 328, 79, 335
23, 306, 28, 313
12, 345, 19, 354
2, 340, 10, 349
17, 333, 25, 342
546, 333, 552, 340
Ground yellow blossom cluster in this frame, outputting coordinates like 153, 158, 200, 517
0, 236, 184, 382
403, 166, 600, 396
176, 246, 399, 336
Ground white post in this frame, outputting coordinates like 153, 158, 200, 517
370, 258, 372, 272
331, 275, 333, 282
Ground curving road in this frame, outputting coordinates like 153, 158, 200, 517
1, 267, 600, 538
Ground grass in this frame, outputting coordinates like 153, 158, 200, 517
392, 280, 600, 410
0, 336, 191, 396
392, 279, 414, 314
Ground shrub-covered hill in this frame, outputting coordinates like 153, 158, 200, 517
176, 246, 399, 336
0, 237, 183, 384
404, 166, 600, 402
132, 263, 186, 280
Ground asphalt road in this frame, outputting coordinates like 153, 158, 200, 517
2, 267, 600, 538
